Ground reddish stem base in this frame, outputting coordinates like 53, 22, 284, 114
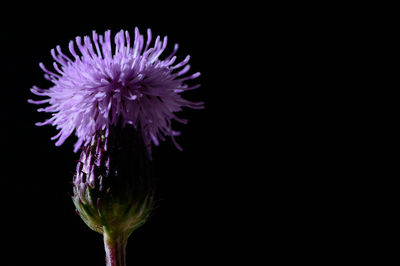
104, 234, 127, 266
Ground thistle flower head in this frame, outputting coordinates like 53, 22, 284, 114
29, 28, 203, 154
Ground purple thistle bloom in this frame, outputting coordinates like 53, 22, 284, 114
29, 28, 203, 154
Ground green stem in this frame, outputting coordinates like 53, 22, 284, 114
104, 233, 127, 266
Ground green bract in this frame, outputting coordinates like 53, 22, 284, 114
72, 125, 154, 240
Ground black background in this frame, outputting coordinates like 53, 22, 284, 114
0, 3, 384, 264
0, 3, 269, 265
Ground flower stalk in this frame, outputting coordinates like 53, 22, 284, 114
104, 233, 127, 266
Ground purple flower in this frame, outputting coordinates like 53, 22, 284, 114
29, 28, 203, 154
